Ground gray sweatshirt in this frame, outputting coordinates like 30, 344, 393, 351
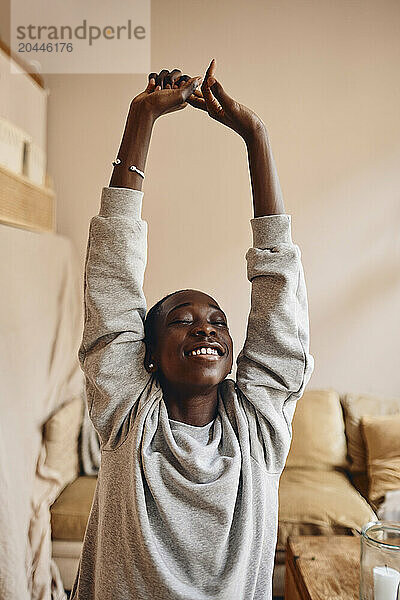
71, 186, 314, 600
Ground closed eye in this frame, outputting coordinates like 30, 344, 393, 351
169, 319, 193, 325
168, 318, 227, 327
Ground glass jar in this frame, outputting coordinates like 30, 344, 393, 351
360, 521, 400, 600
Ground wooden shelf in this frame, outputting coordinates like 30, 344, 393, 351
0, 164, 55, 232
0, 39, 44, 89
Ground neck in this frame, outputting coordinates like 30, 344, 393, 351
160, 380, 219, 426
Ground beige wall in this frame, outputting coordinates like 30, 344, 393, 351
4, 0, 400, 397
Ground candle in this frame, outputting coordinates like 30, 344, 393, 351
373, 566, 400, 600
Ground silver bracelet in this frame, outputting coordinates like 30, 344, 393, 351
112, 158, 145, 179
128, 165, 145, 179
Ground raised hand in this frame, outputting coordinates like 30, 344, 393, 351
130, 68, 202, 121
187, 59, 264, 141
110, 68, 202, 190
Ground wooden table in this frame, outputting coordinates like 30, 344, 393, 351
285, 536, 361, 600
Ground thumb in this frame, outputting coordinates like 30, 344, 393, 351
181, 76, 203, 102
207, 78, 233, 111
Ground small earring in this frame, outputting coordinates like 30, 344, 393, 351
149, 363, 154, 369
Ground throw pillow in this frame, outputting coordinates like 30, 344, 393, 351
341, 393, 400, 473
286, 389, 348, 470
361, 413, 400, 506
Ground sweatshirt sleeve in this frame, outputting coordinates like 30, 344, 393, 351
235, 214, 315, 473
78, 186, 151, 448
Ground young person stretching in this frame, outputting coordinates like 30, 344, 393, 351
71, 59, 314, 600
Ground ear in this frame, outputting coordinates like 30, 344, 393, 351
144, 345, 157, 373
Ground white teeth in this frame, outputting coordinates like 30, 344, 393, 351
188, 347, 220, 356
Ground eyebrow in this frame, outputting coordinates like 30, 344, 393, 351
166, 302, 224, 317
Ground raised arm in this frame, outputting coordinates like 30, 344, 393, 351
188, 58, 285, 217
79, 71, 202, 449
236, 207, 314, 473
189, 59, 314, 472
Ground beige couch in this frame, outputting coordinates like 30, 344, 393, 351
273, 389, 400, 595
50, 388, 400, 594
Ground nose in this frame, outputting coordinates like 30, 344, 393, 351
193, 322, 216, 337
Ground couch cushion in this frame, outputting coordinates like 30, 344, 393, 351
285, 389, 348, 470
349, 471, 369, 501
341, 392, 400, 473
51, 476, 97, 541
277, 468, 376, 551
361, 414, 400, 506
44, 396, 83, 492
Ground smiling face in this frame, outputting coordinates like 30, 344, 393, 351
147, 289, 233, 390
